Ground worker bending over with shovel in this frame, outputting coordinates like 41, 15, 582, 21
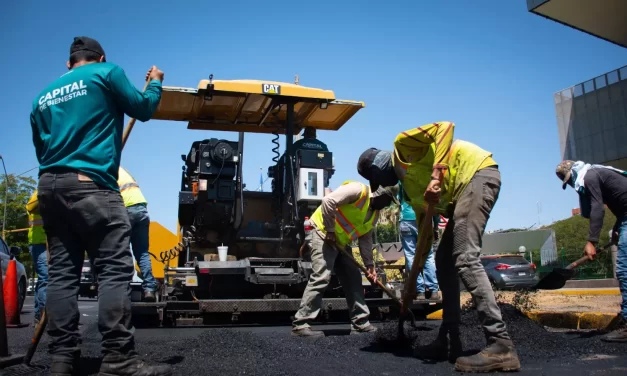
556, 160, 627, 342
292, 181, 398, 337
357, 121, 520, 373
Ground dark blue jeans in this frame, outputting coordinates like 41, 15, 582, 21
127, 203, 157, 292
29, 243, 48, 321
38, 171, 136, 363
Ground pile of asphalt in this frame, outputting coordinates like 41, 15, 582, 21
375, 303, 625, 363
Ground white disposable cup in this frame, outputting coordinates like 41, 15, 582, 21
217, 246, 228, 262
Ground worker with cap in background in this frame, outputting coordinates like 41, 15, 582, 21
357, 121, 520, 373
398, 182, 440, 300
30, 36, 171, 376
26, 189, 48, 326
117, 166, 157, 302
293, 126, 328, 152
556, 160, 627, 342
292, 180, 398, 337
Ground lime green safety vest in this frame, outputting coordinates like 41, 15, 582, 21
393, 139, 495, 215
26, 190, 46, 245
310, 181, 377, 247
117, 167, 147, 207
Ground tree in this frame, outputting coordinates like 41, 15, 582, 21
1, 174, 37, 276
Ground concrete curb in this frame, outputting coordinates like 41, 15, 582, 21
525, 310, 619, 330
426, 309, 619, 331
543, 288, 620, 295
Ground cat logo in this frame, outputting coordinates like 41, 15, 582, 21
262, 83, 281, 95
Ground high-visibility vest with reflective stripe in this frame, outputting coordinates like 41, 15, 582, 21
117, 167, 147, 207
26, 190, 46, 245
393, 139, 494, 215
310, 180, 377, 247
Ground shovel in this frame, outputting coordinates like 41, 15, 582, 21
534, 243, 610, 290
333, 243, 417, 327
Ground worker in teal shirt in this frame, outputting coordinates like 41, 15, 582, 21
398, 183, 440, 300
30, 36, 172, 376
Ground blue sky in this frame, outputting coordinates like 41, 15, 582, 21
2, 1, 626, 234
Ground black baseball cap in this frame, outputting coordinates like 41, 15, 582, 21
357, 148, 380, 190
70, 36, 106, 61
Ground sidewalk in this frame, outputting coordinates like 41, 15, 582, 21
426, 289, 623, 330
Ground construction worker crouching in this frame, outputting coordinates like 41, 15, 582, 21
118, 166, 157, 302
292, 180, 398, 337
556, 160, 627, 342
26, 189, 48, 326
357, 121, 520, 373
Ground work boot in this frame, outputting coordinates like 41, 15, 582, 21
602, 318, 627, 343
416, 292, 426, 300
429, 291, 441, 300
292, 327, 325, 337
50, 361, 75, 376
98, 354, 173, 376
414, 325, 462, 362
455, 337, 521, 373
351, 323, 378, 335
143, 291, 156, 302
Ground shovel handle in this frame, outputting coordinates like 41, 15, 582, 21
121, 79, 151, 149
401, 203, 436, 312
566, 243, 610, 270
335, 244, 398, 301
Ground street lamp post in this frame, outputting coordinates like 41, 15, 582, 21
518, 245, 527, 262
0, 155, 8, 240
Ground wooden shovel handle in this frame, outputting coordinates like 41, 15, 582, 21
401, 203, 436, 313
566, 243, 610, 270
121, 79, 151, 149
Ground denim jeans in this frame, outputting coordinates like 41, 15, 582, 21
126, 203, 156, 292
435, 167, 510, 341
37, 170, 136, 363
29, 243, 48, 321
616, 216, 627, 321
399, 220, 438, 293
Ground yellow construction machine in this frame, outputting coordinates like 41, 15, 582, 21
129, 76, 439, 326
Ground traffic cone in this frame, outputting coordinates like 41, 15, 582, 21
3, 259, 28, 328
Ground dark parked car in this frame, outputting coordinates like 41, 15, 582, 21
481, 254, 539, 290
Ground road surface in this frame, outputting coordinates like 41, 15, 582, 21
4, 296, 627, 375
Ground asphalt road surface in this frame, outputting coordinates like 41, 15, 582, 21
4, 296, 627, 375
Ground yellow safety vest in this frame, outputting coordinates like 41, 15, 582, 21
393, 139, 495, 215
26, 190, 46, 245
310, 180, 378, 247
117, 167, 147, 207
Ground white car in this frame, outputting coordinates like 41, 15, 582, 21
0, 237, 28, 313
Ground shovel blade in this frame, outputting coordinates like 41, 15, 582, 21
534, 268, 576, 290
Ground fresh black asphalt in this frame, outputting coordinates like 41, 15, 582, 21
3, 296, 627, 375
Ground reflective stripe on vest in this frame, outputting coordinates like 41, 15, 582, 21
393, 139, 493, 214
310, 180, 377, 247
117, 167, 147, 207
29, 219, 44, 226
120, 182, 140, 191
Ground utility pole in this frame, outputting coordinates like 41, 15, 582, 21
0, 155, 7, 240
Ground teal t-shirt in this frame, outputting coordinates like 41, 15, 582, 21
30, 62, 162, 191
293, 138, 328, 152
398, 183, 416, 221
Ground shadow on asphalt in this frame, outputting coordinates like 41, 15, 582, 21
79, 357, 102, 374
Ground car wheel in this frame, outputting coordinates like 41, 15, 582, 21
18, 277, 26, 313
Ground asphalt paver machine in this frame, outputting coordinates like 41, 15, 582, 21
130, 76, 439, 326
